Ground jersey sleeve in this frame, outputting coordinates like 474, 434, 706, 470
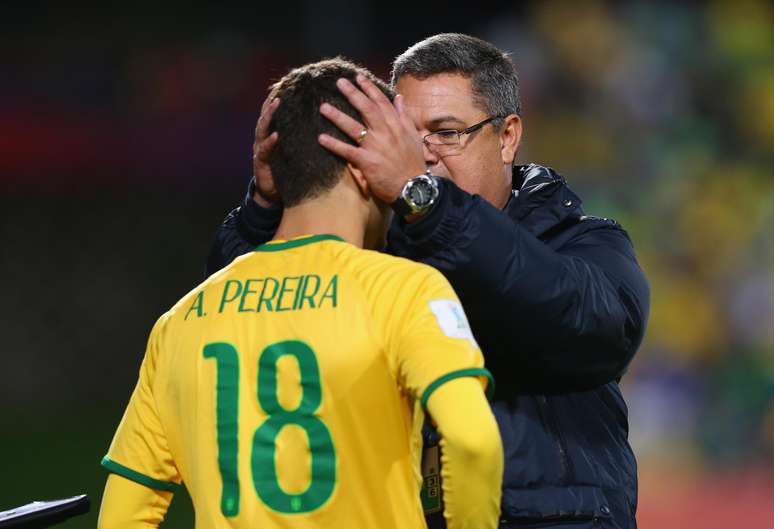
101, 317, 181, 492
428, 378, 503, 529
98, 473, 173, 529
388, 266, 493, 407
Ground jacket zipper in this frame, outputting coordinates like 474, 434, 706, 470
538, 395, 574, 484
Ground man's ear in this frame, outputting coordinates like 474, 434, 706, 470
499, 114, 522, 165
347, 162, 370, 198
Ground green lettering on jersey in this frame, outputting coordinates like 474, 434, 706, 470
318, 275, 338, 308
204, 340, 337, 516
297, 274, 321, 310
253, 340, 336, 513
203, 342, 240, 516
219, 280, 243, 313
257, 277, 279, 312
238, 279, 263, 313
276, 276, 302, 312
293, 276, 306, 310
184, 291, 206, 320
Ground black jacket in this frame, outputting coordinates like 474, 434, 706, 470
207, 164, 650, 528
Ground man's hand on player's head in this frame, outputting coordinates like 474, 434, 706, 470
318, 74, 426, 204
252, 96, 281, 208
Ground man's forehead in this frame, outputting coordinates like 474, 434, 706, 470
425, 114, 467, 128
395, 73, 472, 103
395, 73, 482, 125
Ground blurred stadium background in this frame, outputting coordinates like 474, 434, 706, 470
1, 1, 772, 527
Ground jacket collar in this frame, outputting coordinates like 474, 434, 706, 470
505, 164, 583, 238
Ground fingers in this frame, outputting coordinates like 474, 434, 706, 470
318, 133, 364, 164
394, 93, 404, 114
256, 97, 280, 140
259, 92, 276, 117
355, 74, 398, 121
320, 102, 367, 143
336, 78, 384, 129
256, 131, 278, 162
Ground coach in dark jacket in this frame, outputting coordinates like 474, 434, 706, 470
208, 34, 649, 529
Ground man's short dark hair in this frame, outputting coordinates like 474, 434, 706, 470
267, 58, 393, 207
391, 33, 521, 123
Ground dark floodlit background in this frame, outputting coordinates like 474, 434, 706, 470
1, 2, 772, 528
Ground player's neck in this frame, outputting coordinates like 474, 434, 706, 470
274, 192, 368, 249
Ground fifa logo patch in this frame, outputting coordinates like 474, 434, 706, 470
428, 299, 479, 349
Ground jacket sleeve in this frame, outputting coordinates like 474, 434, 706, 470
206, 178, 282, 277
389, 179, 650, 391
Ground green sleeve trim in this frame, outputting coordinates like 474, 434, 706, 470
255, 234, 344, 252
420, 367, 495, 409
101, 456, 180, 492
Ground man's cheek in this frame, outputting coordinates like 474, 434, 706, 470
445, 163, 482, 196
431, 159, 453, 181
442, 160, 470, 187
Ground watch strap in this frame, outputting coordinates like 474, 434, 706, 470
391, 192, 414, 218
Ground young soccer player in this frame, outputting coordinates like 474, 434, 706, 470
98, 58, 502, 529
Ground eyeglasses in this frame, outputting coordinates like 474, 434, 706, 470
422, 116, 504, 150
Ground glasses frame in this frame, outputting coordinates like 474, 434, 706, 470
422, 115, 504, 148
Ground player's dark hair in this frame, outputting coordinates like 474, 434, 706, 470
267, 58, 394, 207
391, 33, 521, 125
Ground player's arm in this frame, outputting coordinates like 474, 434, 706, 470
99, 315, 181, 527
426, 377, 503, 529
98, 474, 172, 529
386, 265, 503, 529
206, 178, 282, 276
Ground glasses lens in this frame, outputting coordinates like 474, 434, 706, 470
425, 130, 460, 145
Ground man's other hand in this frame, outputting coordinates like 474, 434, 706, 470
252, 95, 280, 207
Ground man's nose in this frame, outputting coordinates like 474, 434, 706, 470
422, 141, 440, 168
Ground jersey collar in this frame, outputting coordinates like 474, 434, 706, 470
255, 234, 345, 252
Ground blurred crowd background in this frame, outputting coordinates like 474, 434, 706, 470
1, 1, 772, 527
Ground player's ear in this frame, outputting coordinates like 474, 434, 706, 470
347, 162, 370, 198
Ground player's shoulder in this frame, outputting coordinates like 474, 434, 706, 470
143, 254, 258, 352
345, 245, 440, 280
342, 246, 452, 301
162, 268, 225, 327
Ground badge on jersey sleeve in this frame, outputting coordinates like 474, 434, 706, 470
428, 299, 479, 349
420, 445, 443, 515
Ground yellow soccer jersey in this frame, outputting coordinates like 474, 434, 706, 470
102, 234, 492, 529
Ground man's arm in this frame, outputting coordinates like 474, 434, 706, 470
98, 474, 172, 529
206, 178, 282, 276
392, 178, 650, 390
383, 265, 502, 528
426, 377, 503, 529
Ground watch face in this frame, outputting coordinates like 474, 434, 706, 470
409, 180, 433, 206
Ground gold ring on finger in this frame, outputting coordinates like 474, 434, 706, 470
357, 128, 368, 144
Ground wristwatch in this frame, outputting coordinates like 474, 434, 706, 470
391, 172, 440, 218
